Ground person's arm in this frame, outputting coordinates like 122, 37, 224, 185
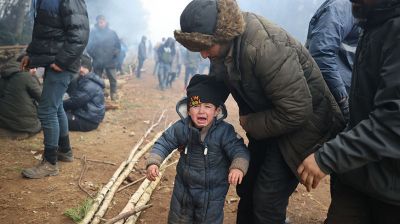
55, 0, 90, 70
63, 85, 92, 111
113, 31, 121, 57
146, 121, 185, 168
221, 123, 250, 175
314, 36, 400, 174
26, 75, 42, 102
307, 4, 353, 102
240, 33, 312, 140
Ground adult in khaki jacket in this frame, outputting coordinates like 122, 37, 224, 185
0, 60, 42, 134
175, 0, 344, 223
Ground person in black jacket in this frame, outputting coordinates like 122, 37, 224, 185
64, 55, 105, 132
298, 0, 400, 223
87, 15, 121, 101
156, 37, 176, 90
20, 0, 89, 179
136, 35, 147, 78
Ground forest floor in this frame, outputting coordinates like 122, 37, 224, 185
0, 60, 330, 224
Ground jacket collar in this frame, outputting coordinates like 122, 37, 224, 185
222, 37, 242, 81
363, 2, 400, 29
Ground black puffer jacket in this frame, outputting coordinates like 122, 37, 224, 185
27, 0, 89, 73
64, 72, 105, 124
315, 1, 400, 205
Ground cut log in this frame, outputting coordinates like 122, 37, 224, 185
90, 131, 164, 224
79, 161, 127, 224
115, 153, 177, 224
79, 111, 166, 224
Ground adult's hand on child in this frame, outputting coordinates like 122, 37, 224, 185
146, 164, 159, 181
228, 168, 243, 186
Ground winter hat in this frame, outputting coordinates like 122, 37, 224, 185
174, 0, 245, 52
80, 54, 92, 71
186, 74, 229, 107
96, 14, 106, 22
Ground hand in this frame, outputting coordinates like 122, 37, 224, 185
239, 115, 248, 129
297, 153, 327, 192
50, 63, 63, 72
146, 165, 159, 181
228, 168, 244, 186
20, 55, 30, 71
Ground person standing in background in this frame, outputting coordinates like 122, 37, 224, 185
136, 35, 147, 79
306, 0, 360, 122
87, 15, 121, 101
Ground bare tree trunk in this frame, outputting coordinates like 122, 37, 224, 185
13, 0, 30, 37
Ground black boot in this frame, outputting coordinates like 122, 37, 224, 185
58, 135, 73, 162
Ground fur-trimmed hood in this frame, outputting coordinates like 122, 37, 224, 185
174, 0, 245, 52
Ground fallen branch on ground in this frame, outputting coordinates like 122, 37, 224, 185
117, 160, 178, 192
91, 131, 164, 224
114, 152, 177, 224
75, 156, 117, 166
79, 111, 166, 224
78, 156, 94, 198
103, 204, 152, 224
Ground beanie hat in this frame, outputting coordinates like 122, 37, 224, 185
186, 74, 229, 107
174, 0, 245, 52
96, 14, 106, 22
80, 54, 92, 71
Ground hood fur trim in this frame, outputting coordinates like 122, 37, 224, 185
175, 0, 245, 52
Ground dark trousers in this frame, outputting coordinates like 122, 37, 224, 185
184, 67, 196, 88
67, 113, 98, 132
94, 66, 117, 94
325, 176, 400, 224
136, 58, 145, 78
236, 138, 298, 224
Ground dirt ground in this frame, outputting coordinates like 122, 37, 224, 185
0, 60, 331, 224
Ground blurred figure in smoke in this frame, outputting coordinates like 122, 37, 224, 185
136, 35, 147, 79
156, 37, 176, 90
183, 49, 201, 89
198, 57, 210, 74
117, 38, 128, 75
87, 15, 121, 101
147, 39, 153, 58
152, 37, 166, 76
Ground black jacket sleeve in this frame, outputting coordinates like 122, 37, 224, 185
315, 38, 400, 174
63, 84, 92, 111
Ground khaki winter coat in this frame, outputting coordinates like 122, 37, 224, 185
215, 12, 345, 176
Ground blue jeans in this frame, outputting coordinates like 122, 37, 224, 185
236, 138, 298, 224
158, 63, 171, 90
38, 69, 73, 152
